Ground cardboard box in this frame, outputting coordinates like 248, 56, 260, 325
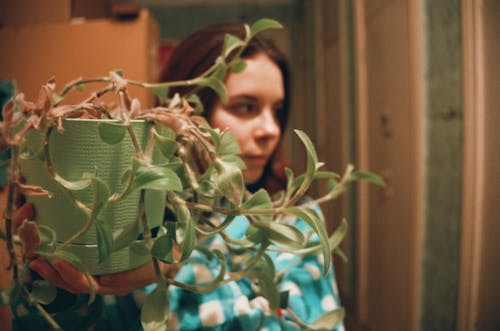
0, 9, 159, 107
0, 0, 121, 27
0, 0, 72, 27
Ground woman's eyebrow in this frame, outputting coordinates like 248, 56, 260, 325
227, 94, 258, 102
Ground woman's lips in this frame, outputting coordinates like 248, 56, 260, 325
242, 155, 269, 166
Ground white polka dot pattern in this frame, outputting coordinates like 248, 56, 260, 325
199, 301, 225, 326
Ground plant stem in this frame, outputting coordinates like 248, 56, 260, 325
42, 128, 93, 249
34, 303, 63, 330
137, 189, 165, 282
143, 124, 156, 162
176, 149, 200, 192
284, 308, 312, 330
170, 193, 284, 216
57, 77, 111, 101
119, 91, 144, 160
138, 190, 151, 248
21, 286, 63, 330
301, 166, 354, 208
5, 146, 19, 277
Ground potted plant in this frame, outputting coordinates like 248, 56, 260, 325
0, 19, 383, 330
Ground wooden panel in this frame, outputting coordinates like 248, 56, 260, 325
475, 3, 500, 329
460, 1, 500, 330
354, 0, 421, 330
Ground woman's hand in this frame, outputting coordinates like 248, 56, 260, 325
1, 202, 35, 288
4, 199, 181, 297
29, 258, 181, 297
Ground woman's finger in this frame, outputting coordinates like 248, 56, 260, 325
99, 261, 156, 291
29, 259, 71, 291
51, 259, 100, 294
12, 203, 34, 230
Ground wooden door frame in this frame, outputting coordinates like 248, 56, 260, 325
458, 0, 486, 329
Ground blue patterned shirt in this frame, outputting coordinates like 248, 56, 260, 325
12, 205, 345, 331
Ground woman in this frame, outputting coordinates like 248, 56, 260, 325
7, 24, 345, 331
159, 24, 344, 330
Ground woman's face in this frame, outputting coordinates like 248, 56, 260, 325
208, 53, 283, 184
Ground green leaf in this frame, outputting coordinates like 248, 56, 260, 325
241, 189, 272, 210
38, 225, 56, 246
284, 167, 295, 198
218, 130, 241, 156
348, 170, 386, 186
257, 220, 305, 250
178, 249, 227, 293
220, 155, 245, 169
112, 69, 124, 77
294, 129, 319, 170
213, 159, 244, 206
98, 121, 128, 145
151, 233, 174, 263
0, 283, 20, 305
173, 204, 195, 262
149, 85, 168, 104
223, 236, 255, 248
292, 171, 339, 193
223, 34, 244, 57
144, 189, 167, 229
196, 214, 236, 236
186, 94, 204, 114
230, 59, 247, 73
197, 179, 219, 198
52, 93, 64, 105
213, 57, 228, 80
249, 18, 283, 38
291, 130, 321, 197
153, 132, 178, 159
200, 125, 221, 151
112, 221, 139, 252
141, 283, 169, 331
254, 252, 276, 277
31, 280, 57, 305
329, 218, 347, 251
310, 171, 340, 181
246, 271, 279, 309
49, 250, 85, 270
326, 178, 339, 193
334, 247, 348, 263
245, 225, 268, 244
286, 207, 331, 275
53, 174, 91, 191
310, 308, 345, 330
131, 164, 183, 192
34, 242, 56, 255
198, 77, 227, 103
91, 176, 110, 215
95, 219, 113, 263
295, 218, 349, 258
75, 83, 85, 92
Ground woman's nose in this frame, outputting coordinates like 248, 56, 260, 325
255, 108, 280, 138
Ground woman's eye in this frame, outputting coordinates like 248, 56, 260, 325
273, 107, 283, 118
228, 103, 256, 115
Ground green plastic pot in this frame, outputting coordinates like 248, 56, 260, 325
19, 119, 166, 275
